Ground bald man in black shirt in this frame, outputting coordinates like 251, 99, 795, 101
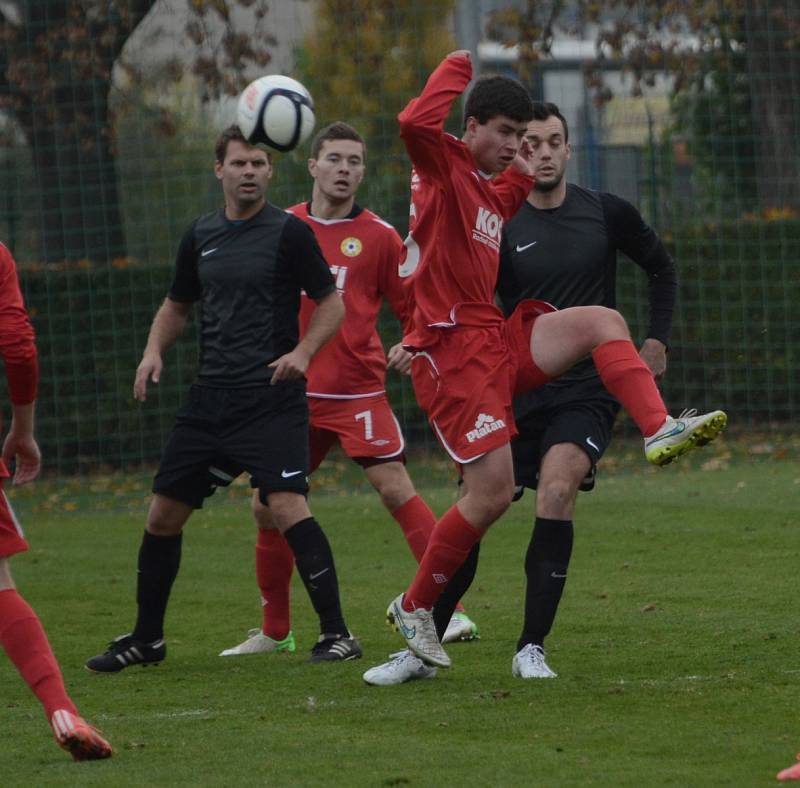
87, 126, 362, 671
497, 102, 678, 679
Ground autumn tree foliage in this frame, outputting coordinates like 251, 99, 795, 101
300, 0, 455, 227
487, 0, 800, 212
0, 0, 274, 264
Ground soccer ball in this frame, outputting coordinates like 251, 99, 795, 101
237, 75, 315, 153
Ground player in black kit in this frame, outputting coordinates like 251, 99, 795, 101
86, 126, 363, 671
496, 102, 678, 679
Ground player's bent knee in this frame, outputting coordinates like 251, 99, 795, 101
536, 479, 579, 517
146, 495, 192, 536
594, 306, 629, 339
266, 491, 311, 532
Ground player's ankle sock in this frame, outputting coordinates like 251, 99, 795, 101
391, 495, 436, 563
517, 518, 573, 651
0, 589, 77, 719
132, 530, 182, 643
403, 504, 481, 612
256, 528, 294, 641
433, 542, 481, 639
283, 517, 348, 637
592, 340, 667, 436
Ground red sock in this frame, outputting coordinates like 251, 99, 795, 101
0, 589, 77, 720
391, 495, 436, 563
592, 340, 668, 436
256, 529, 294, 641
403, 505, 481, 611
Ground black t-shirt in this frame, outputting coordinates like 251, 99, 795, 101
497, 182, 677, 385
169, 203, 336, 387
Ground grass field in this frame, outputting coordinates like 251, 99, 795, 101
3, 439, 799, 786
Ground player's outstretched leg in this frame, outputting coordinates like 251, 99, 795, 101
777, 753, 800, 782
644, 409, 727, 466
51, 710, 113, 761
363, 650, 437, 686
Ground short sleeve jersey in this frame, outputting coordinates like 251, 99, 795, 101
397, 55, 534, 342
290, 202, 408, 398
169, 203, 336, 387
497, 183, 677, 383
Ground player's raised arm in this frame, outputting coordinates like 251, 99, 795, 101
133, 298, 192, 402
398, 50, 473, 179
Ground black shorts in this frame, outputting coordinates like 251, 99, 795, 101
153, 383, 310, 508
511, 374, 620, 493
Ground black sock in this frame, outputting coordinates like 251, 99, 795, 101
132, 530, 182, 643
517, 517, 573, 652
283, 517, 348, 638
433, 542, 481, 641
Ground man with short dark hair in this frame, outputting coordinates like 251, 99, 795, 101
219, 121, 477, 675
86, 125, 358, 670
381, 52, 726, 673
497, 101, 679, 678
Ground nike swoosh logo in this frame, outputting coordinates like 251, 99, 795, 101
645, 422, 686, 446
309, 568, 329, 580
586, 436, 600, 452
393, 602, 416, 640
515, 241, 538, 252
201, 247, 218, 257
550, 572, 567, 579
281, 469, 304, 478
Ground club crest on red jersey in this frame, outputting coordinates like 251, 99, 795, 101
340, 237, 362, 257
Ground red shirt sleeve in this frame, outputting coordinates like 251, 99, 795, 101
398, 54, 472, 182
492, 165, 536, 220
0, 244, 39, 404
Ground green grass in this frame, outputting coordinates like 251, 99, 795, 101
3, 444, 799, 786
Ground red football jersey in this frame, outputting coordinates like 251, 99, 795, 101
397, 54, 534, 345
291, 203, 408, 398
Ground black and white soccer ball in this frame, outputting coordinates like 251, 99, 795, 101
237, 75, 315, 152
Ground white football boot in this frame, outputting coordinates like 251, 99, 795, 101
512, 644, 557, 679
644, 409, 727, 466
363, 650, 438, 686
388, 593, 451, 668
219, 628, 295, 656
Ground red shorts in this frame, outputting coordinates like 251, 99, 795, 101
0, 465, 28, 558
307, 393, 405, 471
408, 300, 553, 464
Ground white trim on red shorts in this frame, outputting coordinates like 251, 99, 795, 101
307, 389, 386, 400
